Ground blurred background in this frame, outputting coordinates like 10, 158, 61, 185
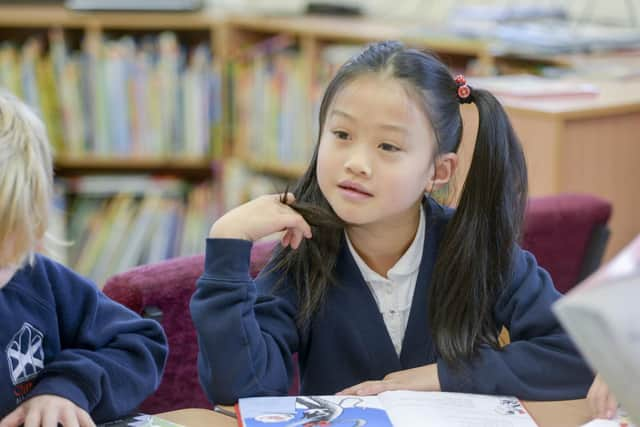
0, 0, 638, 286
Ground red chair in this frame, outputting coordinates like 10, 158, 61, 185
522, 193, 612, 294
102, 240, 278, 414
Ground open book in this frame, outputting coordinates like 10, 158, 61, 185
236, 391, 538, 426
553, 235, 640, 425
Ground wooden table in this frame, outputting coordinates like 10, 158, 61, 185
159, 399, 593, 427
458, 80, 640, 261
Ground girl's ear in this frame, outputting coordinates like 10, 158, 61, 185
425, 153, 458, 192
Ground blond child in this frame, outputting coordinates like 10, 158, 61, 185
0, 90, 168, 427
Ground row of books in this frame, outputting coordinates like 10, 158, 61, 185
47, 175, 223, 287
230, 36, 362, 168
0, 30, 223, 158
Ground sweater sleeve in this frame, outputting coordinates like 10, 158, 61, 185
28, 257, 168, 423
437, 248, 594, 400
190, 238, 299, 405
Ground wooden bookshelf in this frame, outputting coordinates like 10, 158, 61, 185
5, 5, 637, 267
54, 156, 215, 178
242, 158, 306, 180
0, 4, 499, 180
0, 5, 224, 29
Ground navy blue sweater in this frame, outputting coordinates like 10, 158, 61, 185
0, 255, 168, 422
191, 199, 593, 404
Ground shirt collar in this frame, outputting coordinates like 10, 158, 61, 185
345, 204, 425, 281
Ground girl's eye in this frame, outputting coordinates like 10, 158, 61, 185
333, 130, 350, 140
379, 142, 400, 152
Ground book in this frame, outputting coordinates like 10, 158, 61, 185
97, 413, 184, 427
235, 391, 538, 427
553, 235, 640, 425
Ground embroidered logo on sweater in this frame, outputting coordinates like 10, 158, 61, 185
6, 322, 44, 386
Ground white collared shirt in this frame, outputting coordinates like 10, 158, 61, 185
345, 205, 425, 356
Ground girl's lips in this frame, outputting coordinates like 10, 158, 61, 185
337, 181, 373, 199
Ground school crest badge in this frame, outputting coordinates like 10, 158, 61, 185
6, 322, 45, 385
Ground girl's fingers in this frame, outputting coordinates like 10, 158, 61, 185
0, 406, 25, 427
277, 214, 312, 240
337, 381, 382, 396
594, 389, 605, 418
336, 385, 359, 395
354, 382, 388, 396
290, 228, 304, 250
292, 214, 312, 239
596, 389, 611, 419
281, 230, 292, 247
42, 407, 62, 427
77, 409, 96, 427
22, 408, 40, 427
278, 192, 296, 205
605, 393, 618, 419
587, 377, 604, 418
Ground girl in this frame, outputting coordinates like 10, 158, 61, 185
0, 90, 168, 426
190, 41, 593, 404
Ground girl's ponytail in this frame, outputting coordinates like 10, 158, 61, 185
429, 87, 528, 365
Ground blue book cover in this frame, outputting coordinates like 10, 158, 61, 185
238, 395, 393, 427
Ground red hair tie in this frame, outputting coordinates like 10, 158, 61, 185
454, 74, 473, 104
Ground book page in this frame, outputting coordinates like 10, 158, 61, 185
379, 391, 538, 427
237, 395, 393, 426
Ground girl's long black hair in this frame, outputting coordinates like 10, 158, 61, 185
269, 41, 528, 364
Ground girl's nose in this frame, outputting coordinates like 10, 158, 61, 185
344, 149, 372, 177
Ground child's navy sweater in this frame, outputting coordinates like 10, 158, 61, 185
191, 199, 593, 404
0, 254, 168, 422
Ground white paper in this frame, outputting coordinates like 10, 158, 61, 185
554, 235, 640, 425
380, 391, 538, 427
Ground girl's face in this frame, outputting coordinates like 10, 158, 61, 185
317, 75, 438, 229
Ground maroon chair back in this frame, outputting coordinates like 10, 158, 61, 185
102, 240, 277, 413
522, 194, 612, 294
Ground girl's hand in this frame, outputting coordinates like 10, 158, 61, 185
209, 193, 312, 249
0, 394, 95, 427
587, 374, 618, 419
336, 364, 440, 396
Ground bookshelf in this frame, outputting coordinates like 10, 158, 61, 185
9, 5, 619, 282
0, 5, 511, 173
53, 155, 215, 178
0, 5, 233, 284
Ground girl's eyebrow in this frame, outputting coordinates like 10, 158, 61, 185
331, 109, 407, 134
330, 109, 355, 121
378, 123, 407, 134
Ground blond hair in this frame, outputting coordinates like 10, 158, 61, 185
0, 89, 53, 268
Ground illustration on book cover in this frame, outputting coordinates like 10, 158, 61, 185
240, 396, 391, 426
